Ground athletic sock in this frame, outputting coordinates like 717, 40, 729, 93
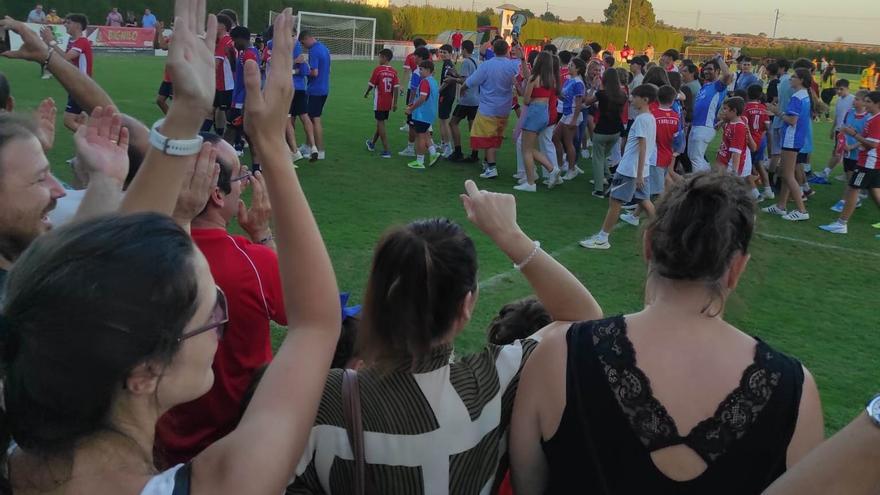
201, 120, 214, 133
487, 161, 496, 169
597, 230, 609, 241
416, 154, 425, 164
823, 167, 832, 177
428, 145, 437, 155
803, 163, 812, 173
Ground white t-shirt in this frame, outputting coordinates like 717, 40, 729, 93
48, 188, 85, 227
140, 464, 185, 494
617, 111, 656, 178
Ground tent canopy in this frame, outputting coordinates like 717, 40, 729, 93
551, 36, 585, 53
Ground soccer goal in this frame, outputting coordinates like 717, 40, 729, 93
270, 11, 376, 60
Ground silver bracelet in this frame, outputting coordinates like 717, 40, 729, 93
513, 241, 541, 271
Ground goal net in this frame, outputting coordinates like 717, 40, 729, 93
270, 10, 376, 60
683, 46, 731, 63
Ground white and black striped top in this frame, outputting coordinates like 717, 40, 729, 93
288, 339, 539, 494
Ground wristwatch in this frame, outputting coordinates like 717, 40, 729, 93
867, 394, 880, 428
149, 118, 204, 156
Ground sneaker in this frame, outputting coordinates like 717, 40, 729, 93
808, 175, 830, 185
513, 182, 536, 192
299, 144, 310, 156
563, 170, 579, 181
872, 222, 880, 229
819, 221, 847, 234
380, 151, 392, 158
398, 147, 415, 157
762, 190, 776, 200
512, 172, 525, 180
803, 189, 816, 200
447, 151, 465, 162
579, 235, 610, 250
41, 73, 52, 80
479, 167, 498, 179
619, 212, 640, 226
429, 151, 441, 166
547, 168, 563, 189
591, 190, 606, 199
762, 205, 787, 216
781, 210, 810, 221
365, 139, 375, 152
834, 174, 846, 182
830, 200, 845, 213
856, 198, 864, 208
580, 148, 591, 159
407, 160, 426, 170
575, 166, 585, 174
291, 150, 304, 162
399, 124, 409, 132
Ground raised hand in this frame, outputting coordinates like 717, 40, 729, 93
74, 106, 130, 185
0, 17, 50, 62
172, 143, 219, 226
33, 97, 56, 152
238, 170, 273, 242
460, 179, 520, 242
166, 0, 217, 116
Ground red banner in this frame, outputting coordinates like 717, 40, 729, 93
87, 26, 155, 49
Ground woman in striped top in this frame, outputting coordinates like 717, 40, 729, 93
288, 181, 602, 494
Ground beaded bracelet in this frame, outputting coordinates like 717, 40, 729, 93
513, 241, 541, 271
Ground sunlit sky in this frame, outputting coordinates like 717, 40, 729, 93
393, 0, 877, 44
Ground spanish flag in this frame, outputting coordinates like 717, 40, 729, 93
470, 113, 510, 150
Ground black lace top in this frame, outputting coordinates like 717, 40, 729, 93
541, 316, 804, 494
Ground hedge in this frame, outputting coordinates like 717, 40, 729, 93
742, 46, 878, 71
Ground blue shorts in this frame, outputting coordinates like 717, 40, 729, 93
521, 102, 549, 132
751, 135, 767, 163
609, 172, 650, 203
648, 166, 666, 195
65, 95, 83, 115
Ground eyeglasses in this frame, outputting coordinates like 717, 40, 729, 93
231, 171, 251, 183
178, 287, 228, 342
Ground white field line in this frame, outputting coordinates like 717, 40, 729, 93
757, 232, 880, 258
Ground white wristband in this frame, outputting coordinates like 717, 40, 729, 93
513, 241, 541, 271
149, 118, 204, 156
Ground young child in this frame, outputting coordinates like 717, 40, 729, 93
229, 26, 261, 158
830, 90, 869, 213
816, 79, 855, 183
744, 84, 774, 200
405, 60, 440, 170
515, 51, 561, 192
715, 96, 751, 179
399, 46, 430, 156
448, 40, 480, 163
364, 48, 399, 158
400, 38, 427, 132
554, 58, 589, 178
819, 91, 880, 234
580, 84, 658, 250
437, 44, 459, 158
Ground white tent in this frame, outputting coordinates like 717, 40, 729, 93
551, 36, 585, 53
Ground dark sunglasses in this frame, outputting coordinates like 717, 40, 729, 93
178, 287, 228, 342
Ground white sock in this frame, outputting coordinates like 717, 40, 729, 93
803, 163, 812, 173
429, 145, 437, 155
416, 154, 425, 164
597, 230, 609, 241
823, 167, 832, 176
764, 186, 772, 194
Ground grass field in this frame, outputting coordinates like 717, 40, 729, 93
3, 55, 878, 432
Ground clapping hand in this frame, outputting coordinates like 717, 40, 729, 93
0, 16, 50, 62
244, 8, 294, 148
166, 0, 217, 116
238, 170, 273, 243
33, 97, 56, 152
74, 106, 130, 185
172, 143, 219, 225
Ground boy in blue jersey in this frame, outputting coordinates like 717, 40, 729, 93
229, 27, 261, 158
399, 46, 431, 157
687, 55, 733, 172
763, 68, 813, 221
827, 90, 869, 214
405, 61, 441, 170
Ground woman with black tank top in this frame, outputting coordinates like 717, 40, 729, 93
510, 173, 825, 494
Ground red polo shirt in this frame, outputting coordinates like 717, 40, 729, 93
156, 228, 287, 465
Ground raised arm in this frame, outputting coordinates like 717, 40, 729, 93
717, 55, 733, 85
460, 180, 601, 324
191, 9, 340, 495
73, 106, 130, 220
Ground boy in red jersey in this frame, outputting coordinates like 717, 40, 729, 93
154, 24, 173, 114
203, 13, 236, 138
40, 13, 91, 132
652, 85, 680, 192
715, 96, 751, 178
743, 84, 774, 200
399, 38, 427, 132
364, 49, 400, 158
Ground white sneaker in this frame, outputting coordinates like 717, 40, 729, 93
781, 210, 810, 221
399, 124, 409, 132
41, 73, 52, 80
291, 150, 304, 162
480, 167, 498, 179
575, 166, 585, 174
299, 144, 310, 156
761, 205, 787, 216
398, 147, 415, 157
751, 189, 762, 201
513, 182, 536, 192
563, 170, 579, 181
762, 189, 775, 200
581, 148, 591, 159
317, 151, 325, 160
512, 172, 525, 180
547, 168, 563, 189
819, 221, 847, 234
620, 212, 640, 226
579, 235, 610, 250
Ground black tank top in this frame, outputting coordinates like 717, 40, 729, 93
541, 316, 804, 494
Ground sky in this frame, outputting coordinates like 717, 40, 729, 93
394, 0, 878, 44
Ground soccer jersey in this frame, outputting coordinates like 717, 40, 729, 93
306, 41, 331, 96
857, 113, 880, 169
440, 59, 456, 101
561, 77, 586, 116
411, 76, 439, 124
67, 36, 93, 76
404, 53, 418, 89
717, 119, 748, 175
215, 34, 235, 91
781, 89, 811, 150
232, 46, 260, 109
293, 40, 309, 91
692, 80, 726, 128
771, 74, 792, 129
743, 101, 769, 147
369, 64, 400, 112
844, 111, 868, 161
617, 111, 656, 178
652, 106, 680, 168
834, 94, 855, 131
451, 32, 463, 49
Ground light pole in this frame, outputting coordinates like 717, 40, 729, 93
624, 0, 633, 42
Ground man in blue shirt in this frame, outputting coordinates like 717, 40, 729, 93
462, 39, 525, 179
768, 58, 792, 171
687, 55, 733, 172
734, 56, 761, 92
300, 31, 331, 161
280, 28, 316, 163
141, 8, 157, 28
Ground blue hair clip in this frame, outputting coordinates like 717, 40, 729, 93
339, 293, 361, 321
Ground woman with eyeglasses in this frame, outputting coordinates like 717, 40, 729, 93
0, 6, 338, 495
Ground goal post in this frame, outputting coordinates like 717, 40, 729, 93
277, 11, 376, 60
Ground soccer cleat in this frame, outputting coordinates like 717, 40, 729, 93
575, 166, 585, 174
299, 144, 310, 156
513, 182, 537, 192
781, 210, 810, 221
398, 146, 415, 157
579, 235, 610, 250
291, 150, 304, 162
407, 160, 426, 170
619, 212, 640, 226
380, 151, 392, 158
365, 139, 375, 152
830, 200, 845, 213
591, 190, 606, 199
429, 151, 441, 166
819, 221, 847, 234
41, 73, 53, 80
761, 205, 787, 216
479, 167, 498, 179
834, 174, 846, 182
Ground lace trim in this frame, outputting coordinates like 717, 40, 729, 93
592, 317, 782, 464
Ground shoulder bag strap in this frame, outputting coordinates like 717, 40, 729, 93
342, 369, 366, 495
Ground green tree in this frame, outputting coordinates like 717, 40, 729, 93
520, 9, 536, 19
603, 0, 656, 28
539, 10, 560, 22
477, 7, 495, 27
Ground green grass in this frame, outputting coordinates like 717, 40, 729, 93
4, 56, 878, 432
